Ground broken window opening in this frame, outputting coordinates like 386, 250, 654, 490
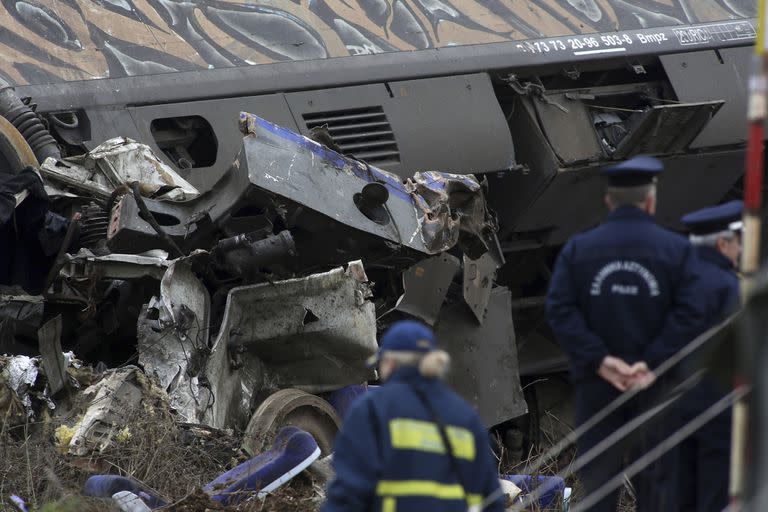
150, 115, 217, 169
587, 90, 660, 156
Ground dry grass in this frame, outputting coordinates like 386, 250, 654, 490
0, 394, 323, 512
492, 408, 636, 512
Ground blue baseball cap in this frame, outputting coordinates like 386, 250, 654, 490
601, 155, 664, 188
681, 200, 743, 235
366, 320, 437, 367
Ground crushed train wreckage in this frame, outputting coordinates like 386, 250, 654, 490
0, 98, 529, 508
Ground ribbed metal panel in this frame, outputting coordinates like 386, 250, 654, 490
303, 106, 400, 165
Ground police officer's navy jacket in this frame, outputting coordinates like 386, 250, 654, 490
546, 206, 705, 380
321, 367, 504, 512
692, 246, 739, 328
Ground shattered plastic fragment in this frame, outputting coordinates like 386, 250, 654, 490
204, 426, 321, 504
9, 495, 29, 512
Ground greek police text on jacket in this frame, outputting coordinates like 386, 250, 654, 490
546, 205, 704, 380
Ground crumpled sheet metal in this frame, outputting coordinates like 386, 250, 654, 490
60, 248, 171, 281
406, 171, 501, 262
137, 259, 212, 424
0, 352, 74, 416
235, 262, 377, 391
238, 113, 498, 259
4, 355, 38, 410
405, 171, 479, 254
205, 261, 377, 429
40, 137, 198, 201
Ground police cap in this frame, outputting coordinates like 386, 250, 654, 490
681, 200, 743, 236
601, 155, 664, 188
366, 320, 436, 367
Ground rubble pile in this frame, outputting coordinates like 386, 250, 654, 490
0, 354, 330, 511
0, 107, 509, 509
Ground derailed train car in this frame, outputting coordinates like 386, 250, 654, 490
0, 0, 759, 445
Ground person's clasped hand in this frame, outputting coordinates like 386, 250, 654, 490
598, 356, 656, 392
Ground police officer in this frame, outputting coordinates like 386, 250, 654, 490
678, 200, 742, 512
321, 320, 504, 512
545, 155, 704, 512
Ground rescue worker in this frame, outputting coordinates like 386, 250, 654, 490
321, 320, 505, 512
545, 155, 704, 512
678, 200, 742, 512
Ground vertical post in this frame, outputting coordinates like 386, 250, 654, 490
730, 6, 767, 509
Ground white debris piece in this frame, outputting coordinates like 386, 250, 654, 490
67, 366, 146, 456
112, 491, 152, 512
500, 478, 522, 510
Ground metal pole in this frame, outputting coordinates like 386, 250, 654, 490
730, 6, 767, 508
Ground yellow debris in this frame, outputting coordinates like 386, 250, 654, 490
116, 426, 132, 443
54, 425, 76, 453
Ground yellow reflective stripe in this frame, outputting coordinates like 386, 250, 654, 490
388, 418, 476, 460
467, 494, 483, 506
377, 480, 464, 499
446, 425, 476, 461
381, 496, 396, 512
376, 480, 483, 505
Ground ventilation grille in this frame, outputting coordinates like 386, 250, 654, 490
303, 106, 400, 166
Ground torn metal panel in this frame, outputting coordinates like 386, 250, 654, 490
38, 315, 67, 395
463, 253, 498, 324
395, 254, 459, 326
205, 262, 376, 428
203, 312, 244, 429
405, 171, 499, 260
232, 261, 377, 393
239, 113, 500, 260
238, 113, 425, 252
436, 287, 527, 427
40, 137, 199, 201
60, 249, 171, 281
137, 259, 213, 424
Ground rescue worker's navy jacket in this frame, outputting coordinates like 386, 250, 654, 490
321, 366, 504, 512
546, 206, 705, 380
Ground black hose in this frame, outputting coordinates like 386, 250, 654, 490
0, 87, 60, 163
130, 181, 185, 258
